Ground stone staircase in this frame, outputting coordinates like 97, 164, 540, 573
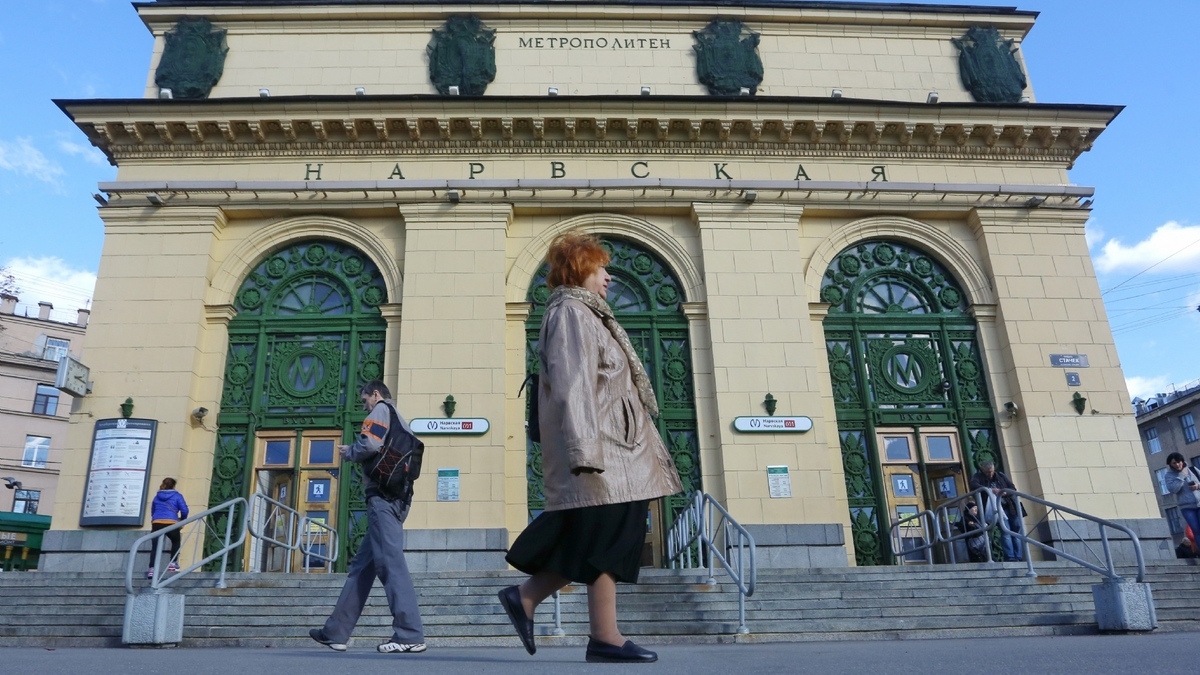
3, 561, 1200, 648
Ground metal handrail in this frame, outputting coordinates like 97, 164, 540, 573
298, 515, 340, 573
889, 508, 939, 565
249, 493, 340, 573
666, 492, 757, 634
248, 493, 300, 573
1001, 489, 1147, 583
933, 488, 995, 564
124, 497, 248, 594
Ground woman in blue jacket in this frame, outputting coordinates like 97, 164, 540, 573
148, 477, 189, 578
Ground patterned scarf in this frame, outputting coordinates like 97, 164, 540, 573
551, 286, 660, 418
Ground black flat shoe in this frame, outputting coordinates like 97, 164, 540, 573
585, 637, 658, 663
497, 585, 536, 655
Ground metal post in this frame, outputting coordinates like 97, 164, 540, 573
218, 506, 234, 589
551, 590, 565, 636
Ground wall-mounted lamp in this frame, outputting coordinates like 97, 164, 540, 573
1003, 401, 1019, 419
547, 87, 558, 96
640, 86, 651, 96
763, 393, 777, 416
449, 85, 461, 95
937, 380, 952, 394
1071, 392, 1087, 415
447, 189, 461, 204
443, 395, 456, 418
159, 88, 173, 99
120, 397, 135, 419
146, 193, 164, 206
926, 91, 939, 104
743, 190, 757, 204
831, 88, 843, 98
192, 407, 209, 422
92, 193, 109, 207
258, 88, 270, 97
354, 87, 366, 96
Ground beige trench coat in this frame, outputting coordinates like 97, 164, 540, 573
537, 293, 683, 511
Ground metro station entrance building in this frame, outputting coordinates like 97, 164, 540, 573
44, 0, 1166, 573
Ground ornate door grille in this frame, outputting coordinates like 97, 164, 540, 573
205, 240, 387, 570
821, 240, 1000, 566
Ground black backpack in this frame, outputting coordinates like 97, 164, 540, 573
363, 403, 424, 504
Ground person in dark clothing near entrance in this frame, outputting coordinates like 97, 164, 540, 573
147, 477, 188, 579
956, 500, 989, 563
969, 460, 1025, 562
310, 380, 425, 655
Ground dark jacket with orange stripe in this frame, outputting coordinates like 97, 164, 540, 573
344, 398, 415, 496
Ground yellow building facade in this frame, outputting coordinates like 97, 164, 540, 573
44, 0, 1166, 572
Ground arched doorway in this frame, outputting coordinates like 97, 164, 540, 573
820, 240, 1001, 565
204, 239, 388, 571
524, 236, 700, 566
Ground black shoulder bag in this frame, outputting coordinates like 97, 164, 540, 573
364, 403, 424, 505
518, 373, 540, 443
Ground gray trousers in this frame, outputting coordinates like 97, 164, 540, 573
322, 495, 424, 643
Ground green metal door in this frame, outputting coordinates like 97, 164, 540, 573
524, 237, 700, 558
205, 240, 388, 570
820, 240, 1000, 566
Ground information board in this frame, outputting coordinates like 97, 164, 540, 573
437, 468, 460, 502
79, 418, 158, 527
410, 418, 490, 435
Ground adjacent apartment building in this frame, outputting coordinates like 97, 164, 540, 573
1136, 379, 1200, 548
0, 294, 89, 569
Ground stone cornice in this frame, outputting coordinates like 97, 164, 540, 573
58, 97, 1119, 167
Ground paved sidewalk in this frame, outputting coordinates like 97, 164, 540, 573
3, 632, 1193, 674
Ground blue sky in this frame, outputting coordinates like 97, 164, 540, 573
1, 0, 1197, 399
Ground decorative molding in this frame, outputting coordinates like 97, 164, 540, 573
206, 214, 403, 308
506, 212, 705, 305
63, 100, 1116, 167
804, 214, 996, 307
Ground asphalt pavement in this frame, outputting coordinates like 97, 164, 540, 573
4, 632, 1195, 675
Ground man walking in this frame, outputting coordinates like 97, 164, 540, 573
969, 460, 1025, 562
310, 380, 426, 654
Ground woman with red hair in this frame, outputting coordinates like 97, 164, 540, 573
498, 231, 683, 663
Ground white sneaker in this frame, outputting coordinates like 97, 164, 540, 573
166, 562, 179, 572
146, 567, 154, 579
377, 641, 426, 654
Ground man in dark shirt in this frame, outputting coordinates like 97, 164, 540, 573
969, 460, 1025, 562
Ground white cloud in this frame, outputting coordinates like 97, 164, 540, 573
57, 138, 109, 166
1084, 220, 1105, 250
2, 256, 97, 322
0, 137, 65, 185
1127, 375, 1172, 401
1094, 221, 1200, 274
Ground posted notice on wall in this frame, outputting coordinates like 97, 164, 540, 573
767, 465, 792, 499
437, 468, 460, 502
80, 418, 158, 527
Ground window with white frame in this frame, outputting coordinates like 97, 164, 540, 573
1167, 507, 1184, 535
1144, 427, 1162, 454
1183, 413, 1199, 444
12, 489, 40, 515
1156, 467, 1171, 496
42, 337, 70, 363
22, 436, 49, 469
32, 384, 59, 416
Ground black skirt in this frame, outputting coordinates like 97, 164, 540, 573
505, 500, 649, 585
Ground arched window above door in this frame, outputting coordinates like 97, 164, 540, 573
234, 241, 387, 317
819, 241, 967, 315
